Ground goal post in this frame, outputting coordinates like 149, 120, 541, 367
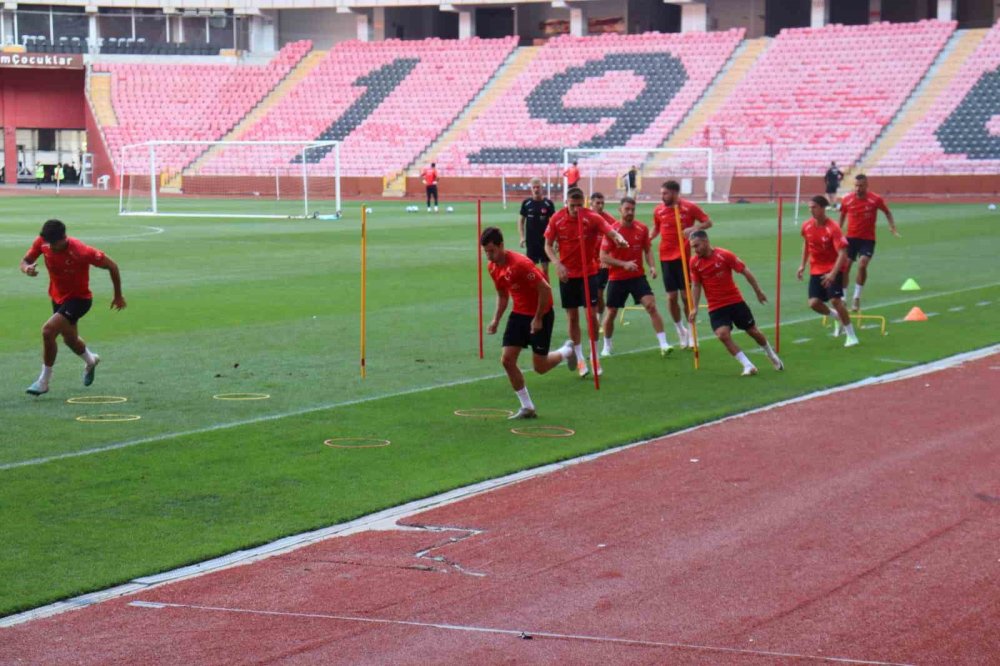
562, 147, 731, 205
119, 140, 342, 219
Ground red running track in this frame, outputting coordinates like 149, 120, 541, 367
4, 356, 1000, 665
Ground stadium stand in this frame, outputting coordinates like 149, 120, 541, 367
870, 22, 1000, 175
95, 40, 312, 174
433, 30, 745, 179
195, 37, 518, 178
689, 20, 956, 175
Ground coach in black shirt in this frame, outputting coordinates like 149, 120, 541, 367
518, 177, 556, 279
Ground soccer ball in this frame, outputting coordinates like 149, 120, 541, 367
989, 203, 997, 211
365, 207, 373, 214
446, 206, 454, 213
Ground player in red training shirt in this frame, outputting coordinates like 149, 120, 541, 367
421, 162, 439, 212
599, 197, 672, 357
563, 161, 580, 191
544, 188, 627, 378
798, 196, 859, 348
838, 174, 899, 311
20, 219, 126, 396
482, 226, 574, 419
650, 180, 713, 350
589, 191, 615, 324
688, 231, 782, 376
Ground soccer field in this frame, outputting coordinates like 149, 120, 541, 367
1, 195, 998, 617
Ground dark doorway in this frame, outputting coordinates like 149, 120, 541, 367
476, 7, 514, 38
830, 0, 870, 25
765, 0, 810, 36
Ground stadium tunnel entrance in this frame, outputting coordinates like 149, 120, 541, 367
0, 61, 102, 188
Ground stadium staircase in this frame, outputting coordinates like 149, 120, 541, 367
88, 72, 119, 127
382, 46, 540, 197
847, 28, 988, 183
642, 36, 769, 176
171, 48, 328, 185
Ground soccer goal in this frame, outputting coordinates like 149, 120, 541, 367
119, 140, 342, 219
563, 147, 732, 204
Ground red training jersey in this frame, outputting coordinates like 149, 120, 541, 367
653, 199, 709, 261
422, 168, 438, 186
602, 221, 650, 281
488, 250, 552, 316
25, 236, 105, 304
564, 166, 580, 186
840, 191, 889, 241
689, 247, 746, 312
594, 210, 617, 268
544, 208, 613, 279
801, 218, 848, 275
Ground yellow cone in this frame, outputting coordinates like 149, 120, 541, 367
900, 278, 921, 291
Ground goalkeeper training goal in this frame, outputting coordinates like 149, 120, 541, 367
119, 140, 341, 219
563, 147, 732, 204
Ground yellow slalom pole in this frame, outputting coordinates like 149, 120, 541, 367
674, 205, 699, 370
360, 205, 367, 379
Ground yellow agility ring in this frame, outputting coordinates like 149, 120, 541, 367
510, 426, 576, 438
323, 437, 391, 449
67, 396, 128, 405
454, 408, 515, 418
76, 414, 142, 423
213, 393, 271, 401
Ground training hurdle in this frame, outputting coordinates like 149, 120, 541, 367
823, 313, 888, 336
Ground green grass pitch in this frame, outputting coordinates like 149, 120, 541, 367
0, 195, 997, 616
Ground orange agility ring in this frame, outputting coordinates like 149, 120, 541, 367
76, 414, 142, 423
67, 396, 128, 405
323, 437, 391, 449
510, 426, 576, 438
454, 408, 515, 418
213, 393, 270, 401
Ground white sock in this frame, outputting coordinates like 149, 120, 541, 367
515, 387, 534, 410
558, 342, 573, 359
760, 342, 775, 356
674, 321, 687, 337
845, 323, 857, 338
78, 347, 96, 366
602, 336, 613, 351
574, 344, 585, 364
656, 331, 669, 347
735, 351, 754, 370
38, 365, 53, 384
853, 284, 863, 299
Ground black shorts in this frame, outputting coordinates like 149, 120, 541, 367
606, 276, 654, 309
808, 274, 845, 302
559, 274, 600, 309
525, 231, 548, 265
660, 259, 686, 293
846, 238, 876, 261
596, 268, 609, 291
52, 298, 92, 324
825, 185, 838, 196
502, 309, 555, 356
708, 301, 756, 332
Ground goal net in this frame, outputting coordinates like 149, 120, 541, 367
563, 147, 733, 205
119, 140, 341, 219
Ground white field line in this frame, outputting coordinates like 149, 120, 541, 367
124, 600, 916, 666
0, 226, 164, 246
2, 281, 998, 472
2, 343, 996, 629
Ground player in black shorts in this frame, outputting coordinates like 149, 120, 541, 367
598, 197, 673, 357
589, 191, 615, 322
518, 177, 556, 280
688, 230, 783, 376
482, 226, 574, 419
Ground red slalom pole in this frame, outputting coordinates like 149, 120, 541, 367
776, 196, 783, 354
477, 199, 484, 359
576, 210, 600, 390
